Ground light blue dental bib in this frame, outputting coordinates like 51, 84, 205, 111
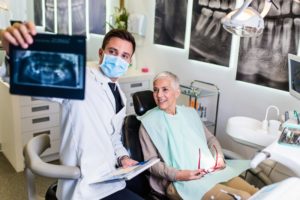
138, 106, 250, 200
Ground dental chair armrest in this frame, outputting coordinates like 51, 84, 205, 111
251, 151, 270, 169
222, 148, 245, 159
23, 134, 81, 179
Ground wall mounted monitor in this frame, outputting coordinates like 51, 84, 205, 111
288, 53, 300, 100
9, 33, 86, 100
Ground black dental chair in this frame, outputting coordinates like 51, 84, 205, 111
122, 90, 157, 198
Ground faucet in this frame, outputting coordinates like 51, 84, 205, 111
262, 105, 280, 130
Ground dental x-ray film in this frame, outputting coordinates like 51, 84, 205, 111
9, 33, 86, 100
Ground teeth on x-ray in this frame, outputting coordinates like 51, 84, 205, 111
266, 20, 275, 48
273, 21, 282, 50
198, 0, 208, 6
293, 0, 300, 15
208, 0, 221, 9
263, 1, 281, 16
282, 18, 293, 53
282, 0, 292, 15
295, 18, 300, 47
220, 0, 228, 10
195, 8, 213, 33
237, 0, 300, 90
204, 11, 226, 38
19, 53, 76, 86
220, 0, 234, 10
190, 0, 236, 66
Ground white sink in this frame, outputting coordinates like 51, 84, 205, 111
226, 116, 280, 149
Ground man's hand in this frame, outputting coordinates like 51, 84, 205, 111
175, 169, 206, 181
0, 21, 36, 53
120, 156, 138, 168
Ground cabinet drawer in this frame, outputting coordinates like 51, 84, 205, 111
120, 80, 150, 93
22, 126, 60, 145
21, 102, 60, 118
20, 96, 51, 106
21, 113, 60, 132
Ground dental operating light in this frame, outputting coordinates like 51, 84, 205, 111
221, 0, 276, 37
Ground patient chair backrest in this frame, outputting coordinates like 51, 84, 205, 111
121, 90, 156, 197
132, 90, 156, 116
122, 90, 156, 162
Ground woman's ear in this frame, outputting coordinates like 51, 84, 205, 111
175, 88, 181, 98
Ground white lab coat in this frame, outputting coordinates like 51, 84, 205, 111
53, 62, 129, 200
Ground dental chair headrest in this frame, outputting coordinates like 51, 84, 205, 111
132, 90, 156, 116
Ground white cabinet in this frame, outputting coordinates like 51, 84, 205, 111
119, 69, 153, 115
0, 70, 152, 172
0, 81, 61, 172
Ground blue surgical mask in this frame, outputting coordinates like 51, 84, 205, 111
100, 54, 129, 78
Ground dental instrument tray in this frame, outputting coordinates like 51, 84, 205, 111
278, 126, 300, 147
179, 80, 220, 136
9, 33, 86, 100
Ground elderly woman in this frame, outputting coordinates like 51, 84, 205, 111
138, 71, 258, 200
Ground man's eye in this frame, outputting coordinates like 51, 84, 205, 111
163, 88, 168, 92
122, 55, 129, 61
108, 49, 117, 55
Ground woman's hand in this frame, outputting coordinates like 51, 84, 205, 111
175, 169, 206, 181
0, 21, 36, 53
208, 156, 226, 173
120, 156, 138, 168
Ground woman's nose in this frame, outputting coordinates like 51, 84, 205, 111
157, 90, 163, 97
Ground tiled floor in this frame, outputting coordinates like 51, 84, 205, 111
0, 152, 56, 200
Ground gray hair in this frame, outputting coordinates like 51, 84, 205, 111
153, 71, 180, 90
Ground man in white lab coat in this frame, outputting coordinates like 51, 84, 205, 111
0, 22, 143, 200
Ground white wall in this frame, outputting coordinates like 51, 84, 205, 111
126, 0, 300, 158
5, 0, 300, 158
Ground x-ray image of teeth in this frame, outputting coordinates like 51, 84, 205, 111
42, 0, 87, 35
45, 0, 55, 33
237, 0, 300, 91
15, 51, 79, 88
34, 0, 43, 26
72, 0, 86, 35
154, 0, 188, 48
57, 0, 69, 34
188, 0, 236, 67
89, 0, 106, 35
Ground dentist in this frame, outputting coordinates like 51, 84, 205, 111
0, 22, 143, 200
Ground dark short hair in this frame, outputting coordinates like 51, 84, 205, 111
101, 29, 136, 55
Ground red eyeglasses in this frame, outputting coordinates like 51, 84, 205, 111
198, 144, 221, 173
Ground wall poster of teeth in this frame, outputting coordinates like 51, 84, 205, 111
154, 0, 188, 48
188, 0, 236, 67
236, 0, 300, 91
34, 0, 106, 36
